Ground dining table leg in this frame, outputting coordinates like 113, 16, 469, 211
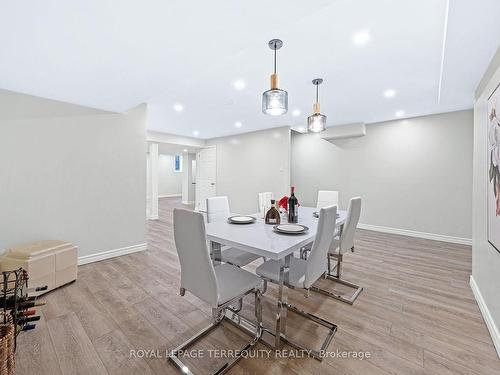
211, 241, 222, 266
275, 253, 291, 349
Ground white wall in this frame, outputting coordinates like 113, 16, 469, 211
0, 89, 147, 260
471, 47, 500, 356
291, 110, 473, 241
206, 127, 291, 214
182, 153, 196, 204
158, 154, 182, 197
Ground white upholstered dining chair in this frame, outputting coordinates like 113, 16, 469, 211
171, 209, 263, 374
312, 197, 363, 304
206, 196, 260, 267
316, 190, 339, 208
255, 205, 338, 360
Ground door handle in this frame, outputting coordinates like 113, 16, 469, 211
210, 183, 215, 186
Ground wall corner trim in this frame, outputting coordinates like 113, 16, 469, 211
357, 223, 472, 245
77, 243, 147, 265
470, 275, 500, 358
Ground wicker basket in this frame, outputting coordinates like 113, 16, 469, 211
0, 313, 15, 375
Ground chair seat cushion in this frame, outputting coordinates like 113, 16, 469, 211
215, 264, 262, 305
221, 247, 260, 267
255, 257, 308, 289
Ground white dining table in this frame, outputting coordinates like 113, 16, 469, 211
205, 206, 347, 349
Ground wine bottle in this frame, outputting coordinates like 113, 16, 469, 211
288, 186, 299, 223
17, 316, 41, 324
0, 295, 37, 309
18, 309, 36, 317
26, 285, 48, 293
265, 199, 281, 225
17, 300, 46, 310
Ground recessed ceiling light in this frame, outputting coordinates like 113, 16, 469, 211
232, 80, 246, 90
384, 89, 396, 98
192, 130, 199, 136
292, 109, 301, 117
395, 110, 405, 117
353, 30, 371, 45
183, 149, 188, 152
234, 121, 243, 128
173, 104, 184, 112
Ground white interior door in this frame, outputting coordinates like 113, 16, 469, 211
195, 146, 216, 211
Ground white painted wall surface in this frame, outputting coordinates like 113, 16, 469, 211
206, 127, 291, 214
158, 154, 182, 197
472, 47, 500, 356
291, 110, 473, 240
0, 89, 147, 258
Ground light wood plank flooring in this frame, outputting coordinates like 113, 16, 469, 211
14, 197, 500, 374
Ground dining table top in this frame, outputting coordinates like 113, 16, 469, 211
205, 206, 347, 260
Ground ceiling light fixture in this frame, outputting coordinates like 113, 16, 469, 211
234, 121, 243, 128
353, 30, 371, 45
307, 78, 327, 133
183, 149, 188, 152
233, 80, 246, 90
192, 130, 199, 136
262, 39, 288, 116
173, 104, 184, 112
395, 110, 405, 117
384, 89, 396, 98
292, 109, 301, 117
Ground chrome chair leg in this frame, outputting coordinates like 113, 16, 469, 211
169, 290, 263, 375
311, 253, 363, 305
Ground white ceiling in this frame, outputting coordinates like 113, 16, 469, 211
0, 0, 499, 139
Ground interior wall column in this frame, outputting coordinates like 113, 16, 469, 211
149, 142, 159, 219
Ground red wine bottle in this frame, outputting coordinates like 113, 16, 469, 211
18, 309, 36, 317
288, 186, 299, 223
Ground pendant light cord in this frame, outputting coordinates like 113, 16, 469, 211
316, 83, 319, 103
273, 44, 277, 75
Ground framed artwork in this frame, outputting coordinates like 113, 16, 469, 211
487, 82, 500, 253
174, 154, 183, 172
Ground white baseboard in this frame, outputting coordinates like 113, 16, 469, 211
78, 243, 147, 265
357, 223, 472, 245
470, 275, 500, 358
159, 194, 181, 198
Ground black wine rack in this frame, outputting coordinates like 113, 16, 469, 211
1, 268, 28, 350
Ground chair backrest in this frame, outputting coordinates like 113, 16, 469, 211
206, 196, 230, 223
258, 192, 274, 213
317, 190, 339, 209
339, 197, 362, 254
173, 209, 219, 307
305, 205, 337, 288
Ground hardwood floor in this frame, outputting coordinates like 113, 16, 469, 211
14, 197, 500, 374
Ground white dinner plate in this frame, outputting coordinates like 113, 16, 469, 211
228, 215, 256, 224
273, 224, 309, 234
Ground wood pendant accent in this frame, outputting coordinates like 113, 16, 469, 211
270, 74, 279, 90
313, 102, 321, 114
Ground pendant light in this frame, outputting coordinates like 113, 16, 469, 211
307, 78, 327, 132
262, 39, 288, 116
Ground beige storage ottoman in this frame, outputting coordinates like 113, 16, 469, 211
0, 240, 77, 294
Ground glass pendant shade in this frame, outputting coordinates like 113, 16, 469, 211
262, 39, 288, 116
262, 88, 288, 116
307, 78, 326, 133
307, 113, 327, 132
